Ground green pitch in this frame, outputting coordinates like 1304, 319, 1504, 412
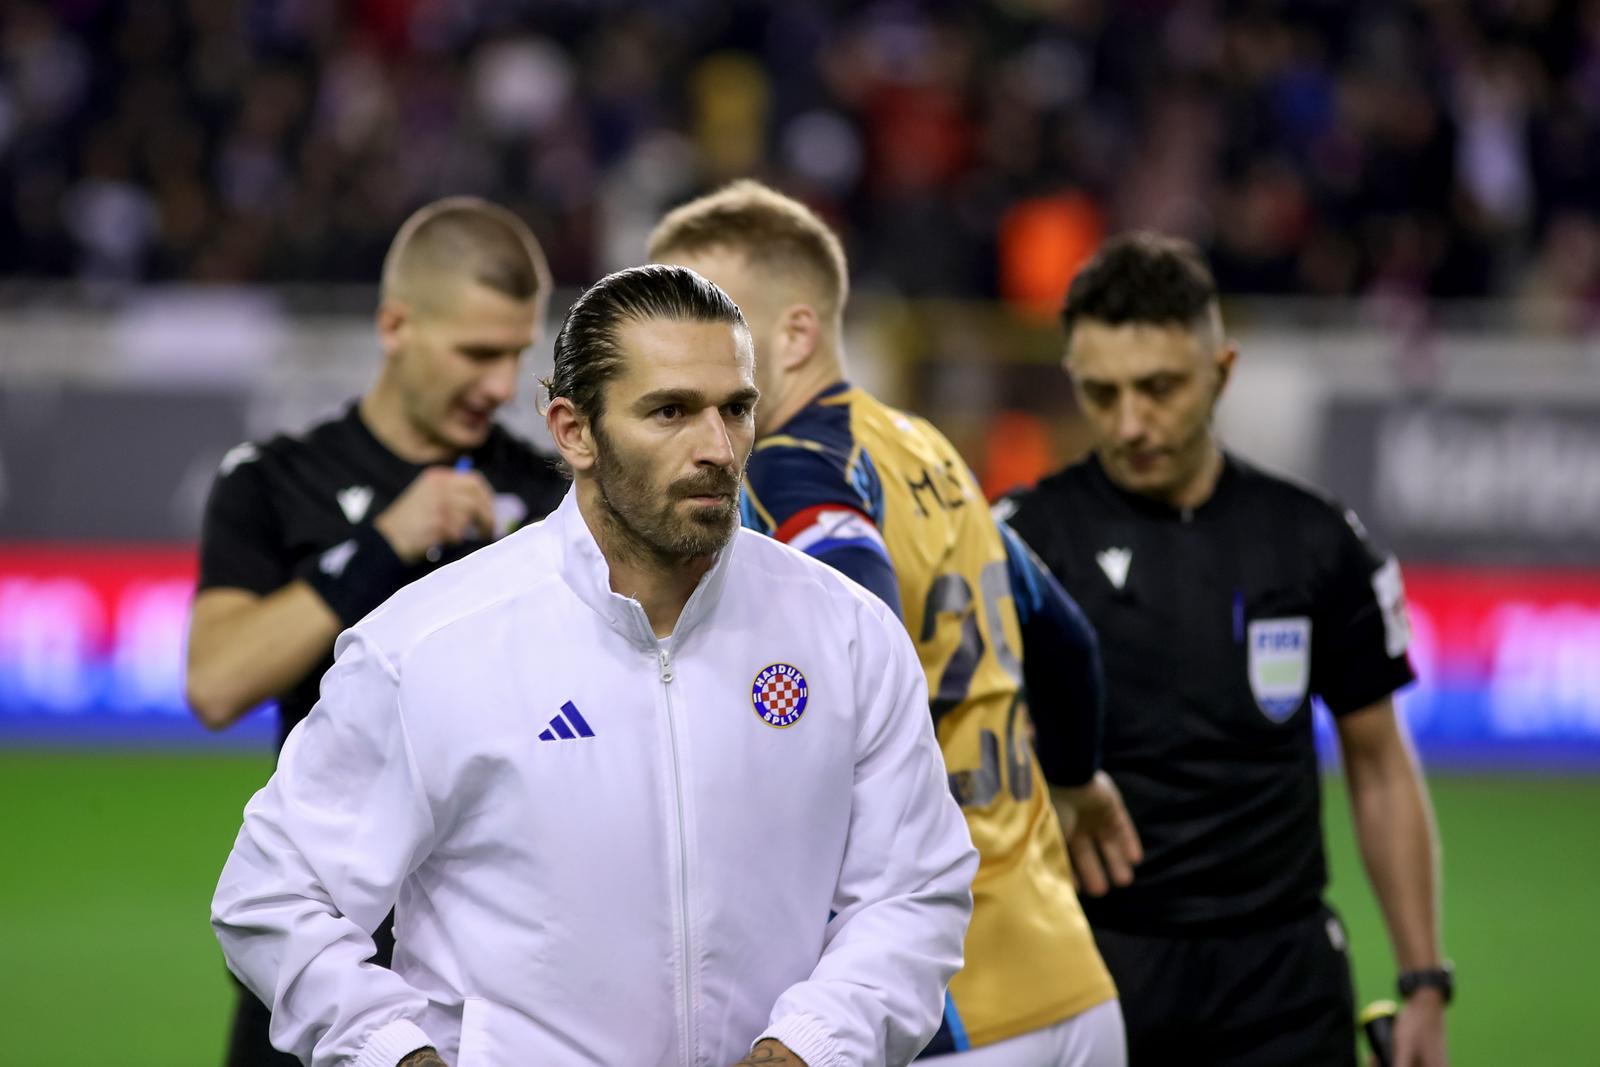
1, 752, 1593, 1064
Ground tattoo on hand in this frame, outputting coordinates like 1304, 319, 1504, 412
399, 1048, 448, 1067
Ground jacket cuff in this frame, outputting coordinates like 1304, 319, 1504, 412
299, 522, 413, 628
353, 1019, 435, 1067
758, 1014, 844, 1067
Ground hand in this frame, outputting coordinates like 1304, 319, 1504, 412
733, 1038, 808, 1065
1385, 988, 1447, 1067
375, 466, 498, 563
1051, 771, 1143, 897
398, 1048, 449, 1067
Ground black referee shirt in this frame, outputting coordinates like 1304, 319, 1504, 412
1004, 452, 1415, 934
197, 402, 567, 749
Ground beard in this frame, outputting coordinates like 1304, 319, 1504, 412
592, 422, 744, 564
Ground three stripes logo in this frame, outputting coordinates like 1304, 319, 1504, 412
538, 701, 595, 741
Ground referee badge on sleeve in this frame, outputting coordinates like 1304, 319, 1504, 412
1247, 617, 1311, 721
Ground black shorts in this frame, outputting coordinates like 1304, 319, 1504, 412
224, 915, 396, 1066
1092, 905, 1357, 1067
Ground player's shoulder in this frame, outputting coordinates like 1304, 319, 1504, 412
745, 391, 887, 533
750, 392, 856, 473
357, 517, 563, 655
732, 524, 853, 587
865, 391, 945, 448
731, 526, 899, 627
744, 437, 855, 532
748, 430, 851, 481
855, 391, 975, 484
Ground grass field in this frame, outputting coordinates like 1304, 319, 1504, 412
1, 752, 1595, 1064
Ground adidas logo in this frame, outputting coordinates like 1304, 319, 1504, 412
538, 701, 595, 741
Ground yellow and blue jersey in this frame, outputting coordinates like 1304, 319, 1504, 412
741, 383, 1117, 1053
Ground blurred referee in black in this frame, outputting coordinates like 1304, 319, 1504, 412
185, 196, 567, 1066
1001, 233, 1450, 1066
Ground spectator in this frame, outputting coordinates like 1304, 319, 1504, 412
2, 0, 1595, 305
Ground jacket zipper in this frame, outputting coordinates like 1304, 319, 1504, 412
659, 646, 695, 1066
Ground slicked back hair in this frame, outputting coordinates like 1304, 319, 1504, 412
546, 264, 749, 424
1061, 231, 1222, 349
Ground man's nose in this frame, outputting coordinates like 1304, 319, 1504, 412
692, 408, 736, 467
479, 356, 518, 407
1114, 394, 1148, 444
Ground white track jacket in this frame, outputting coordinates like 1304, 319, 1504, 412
212, 489, 977, 1067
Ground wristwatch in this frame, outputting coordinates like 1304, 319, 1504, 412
1397, 962, 1455, 1004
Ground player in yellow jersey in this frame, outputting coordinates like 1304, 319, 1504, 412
650, 181, 1139, 1065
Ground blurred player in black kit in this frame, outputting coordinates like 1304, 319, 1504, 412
185, 197, 567, 1066
1002, 233, 1451, 1067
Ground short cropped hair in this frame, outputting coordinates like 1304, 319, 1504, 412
546, 264, 748, 422
1062, 232, 1221, 347
647, 179, 849, 322
381, 196, 551, 308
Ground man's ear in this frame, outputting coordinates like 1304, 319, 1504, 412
1215, 341, 1239, 397
547, 398, 598, 472
773, 303, 821, 372
376, 299, 410, 361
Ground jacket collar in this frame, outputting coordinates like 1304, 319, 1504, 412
553, 486, 738, 651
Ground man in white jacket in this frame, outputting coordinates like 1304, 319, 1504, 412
212, 264, 979, 1067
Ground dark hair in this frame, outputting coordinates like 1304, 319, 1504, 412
546, 264, 748, 420
1061, 231, 1219, 343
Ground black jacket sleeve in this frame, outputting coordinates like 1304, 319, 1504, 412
997, 518, 1104, 786
1311, 506, 1418, 715
197, 447, 288, 595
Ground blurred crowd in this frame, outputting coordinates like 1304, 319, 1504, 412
3, 0, 1599, 313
